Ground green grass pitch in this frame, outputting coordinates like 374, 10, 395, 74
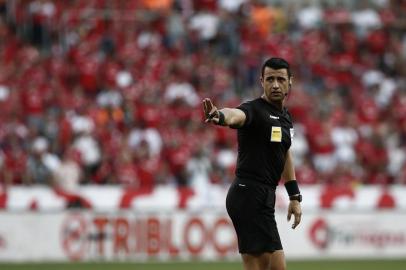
1, 260, 406, 270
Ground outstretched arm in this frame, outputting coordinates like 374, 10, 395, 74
282, 150, 302, 229
203, 98, 246, 128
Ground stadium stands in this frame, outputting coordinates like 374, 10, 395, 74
0, 0, 405, 197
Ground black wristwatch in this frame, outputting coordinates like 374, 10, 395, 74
289, 194, 302, 202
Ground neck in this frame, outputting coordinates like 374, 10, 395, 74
261, 94, 283, 111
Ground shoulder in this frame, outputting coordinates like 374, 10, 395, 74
236, 98, 263, 118
237, 98, 262, 109
235, 98, 262, 128
283, 107, 294, 124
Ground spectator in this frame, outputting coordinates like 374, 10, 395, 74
25, 137, 60, 185
52, 148, 82, 192
0, 0, 405, 190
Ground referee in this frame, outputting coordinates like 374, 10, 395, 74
203, 57, 302, 270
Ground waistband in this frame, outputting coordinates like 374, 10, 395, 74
234, 177, 277, 191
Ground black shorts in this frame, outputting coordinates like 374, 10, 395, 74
226, 178, 282, 254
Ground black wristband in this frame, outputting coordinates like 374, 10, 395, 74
284, 180, 300, 196
217, 111, 226, 126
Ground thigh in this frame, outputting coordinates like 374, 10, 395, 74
269, 250, 286, 270
241, 250, 286, 270
225, 180, 267, 220
226, 181, 282, 254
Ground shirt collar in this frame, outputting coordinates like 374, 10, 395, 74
259, 97, 285, 114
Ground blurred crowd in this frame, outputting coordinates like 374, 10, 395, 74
0, 0, 405, 192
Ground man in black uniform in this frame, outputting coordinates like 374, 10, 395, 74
203, 57, 302, 270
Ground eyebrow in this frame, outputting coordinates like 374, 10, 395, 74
265, 75, 288, 79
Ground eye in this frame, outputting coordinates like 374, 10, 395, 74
277, 77, 286, 82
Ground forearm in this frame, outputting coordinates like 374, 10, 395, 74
218, 108, 246, 128
284, 151, 302, 229
282, 150, 301, 198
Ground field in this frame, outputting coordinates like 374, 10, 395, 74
1, 260, 406, 270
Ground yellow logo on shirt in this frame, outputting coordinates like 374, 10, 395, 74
271, 126, 282, 142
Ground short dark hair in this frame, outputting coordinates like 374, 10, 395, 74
261, 57, 291, 78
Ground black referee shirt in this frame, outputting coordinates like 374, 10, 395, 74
235, 98, 294, 187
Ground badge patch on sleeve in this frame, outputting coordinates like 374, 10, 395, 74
270, 126, 282, 142
290, 128, 295, 139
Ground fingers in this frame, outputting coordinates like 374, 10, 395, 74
203, 98, 213, 117
202, 99, 208, 115
292, 211, 302, 229
287, 203, 302, 229
202, 98, 218, 123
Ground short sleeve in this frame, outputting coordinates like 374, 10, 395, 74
236, 101, 255, 128
285, 109, 294, 125
285, 109, 295, 140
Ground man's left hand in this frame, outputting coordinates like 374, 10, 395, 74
287, 200, 302, 229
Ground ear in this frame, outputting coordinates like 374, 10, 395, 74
289, 76, 293, 86
260, 76, 264, 88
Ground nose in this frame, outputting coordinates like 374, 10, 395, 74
272, 80, 279, 89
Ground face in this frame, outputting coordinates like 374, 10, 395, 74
261, 67, 292, 103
